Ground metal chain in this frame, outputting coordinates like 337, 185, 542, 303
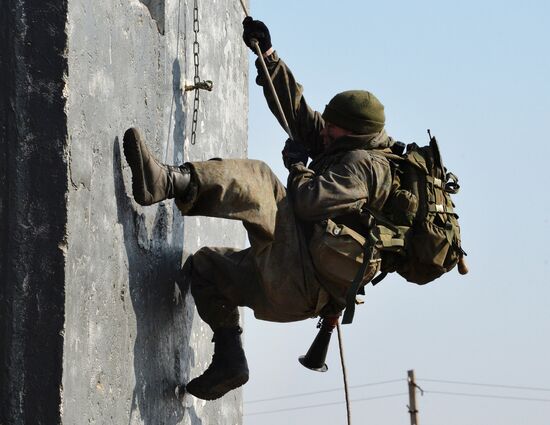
185, 0, 212, 145
190, 0, 200, 145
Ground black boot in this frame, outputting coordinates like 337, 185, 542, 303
185, 327, 249, 400
123, 127, 191, 206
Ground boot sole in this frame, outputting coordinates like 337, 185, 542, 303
185, 372, 249, 401
122, 128, 152, 206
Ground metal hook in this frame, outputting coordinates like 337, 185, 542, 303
184, 80, 214, 92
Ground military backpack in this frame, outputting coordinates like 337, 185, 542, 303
342, 131, 467, 323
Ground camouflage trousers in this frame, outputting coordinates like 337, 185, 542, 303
176, 159, 329, 330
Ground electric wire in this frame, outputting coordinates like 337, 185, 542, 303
245, 379, 404, 404
245, 393, 408, 417
424, 389, 550, 403
245, 387, 550, 417
420, 378, 550, 392
245, 377, 550, 405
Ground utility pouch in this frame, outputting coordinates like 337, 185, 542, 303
309, 219, 380, 306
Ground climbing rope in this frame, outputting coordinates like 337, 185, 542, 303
337, 322, 352, 425
237, 1, 294, 141
237, 3, 353, 421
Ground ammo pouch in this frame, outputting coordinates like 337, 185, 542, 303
309, 219, 380, 318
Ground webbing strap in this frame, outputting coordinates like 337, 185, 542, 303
428, 173, 461, 194
426, 175, 444, 188
364, 207, 400, 234
371, 271, 388, 286
445, 172, 460, 194
428, 203, 455, 214
377, 233, 405, 249
342, 231, 378, 325
445, 225, 455, 246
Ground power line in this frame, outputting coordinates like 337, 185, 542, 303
245, 379, 404, 404
243, 377, 550, 418
245, 392, 408, 417
420, 378, 550, 392
425, 389, 550, 403
246, 377, 550, 405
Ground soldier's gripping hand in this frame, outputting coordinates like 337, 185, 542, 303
242, 17, 272, 55
282, 138, 308, 169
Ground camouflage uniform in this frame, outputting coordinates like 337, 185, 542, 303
181, 53, 394, 330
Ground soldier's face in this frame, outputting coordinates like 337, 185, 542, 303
321, 122, 353, 147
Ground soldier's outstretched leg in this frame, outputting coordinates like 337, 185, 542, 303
123, 127, 191, 205
122, 127, 327, 400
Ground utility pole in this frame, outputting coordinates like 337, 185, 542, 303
407, 369, 420, 425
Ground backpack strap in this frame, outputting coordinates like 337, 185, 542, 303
428, 203, 455, 214
341, 207, 407, 325
371, 271, 388, 286
364, 207, 401, 234
341, 231, 378, 325
445, 172, 460, 194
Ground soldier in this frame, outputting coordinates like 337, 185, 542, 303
122, 17, 395, 400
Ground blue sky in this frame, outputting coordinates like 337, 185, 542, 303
242, 1, 550, 424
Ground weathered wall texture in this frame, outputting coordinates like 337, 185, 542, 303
0, 1, 69, 424
1, 0, 248, 424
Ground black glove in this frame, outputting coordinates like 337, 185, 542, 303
242, 17, 272, 54
282, 138, 308, 169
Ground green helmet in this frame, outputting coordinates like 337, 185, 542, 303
322, 90, 385, 134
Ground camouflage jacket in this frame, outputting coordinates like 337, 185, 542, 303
257, 53, 394, 233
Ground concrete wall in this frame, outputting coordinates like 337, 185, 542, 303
0, 1, 69, 423
1, 0, 248, 424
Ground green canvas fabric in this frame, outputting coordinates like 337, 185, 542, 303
374, 139, 465, 284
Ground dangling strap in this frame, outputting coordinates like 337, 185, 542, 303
371, 271, 388, 286
342, 232, 378, 325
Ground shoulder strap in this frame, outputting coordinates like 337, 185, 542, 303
341, 231, 378, 325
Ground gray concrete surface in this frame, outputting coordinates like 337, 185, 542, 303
1, 0, 248, 424
0, 1, 69, 423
